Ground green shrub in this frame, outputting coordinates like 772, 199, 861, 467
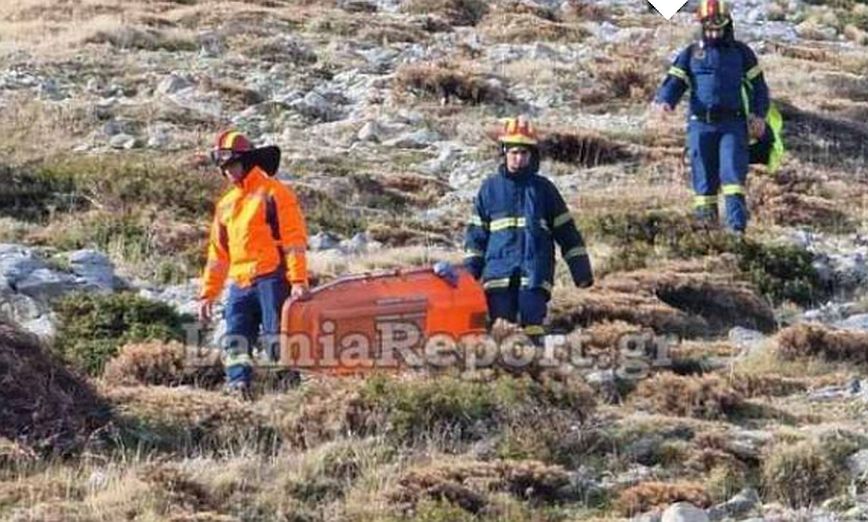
705, 464, 748, 504
357, 375, 594, 443
585, 210, 822, 305
583, 210, 732, 256
296, 185, 366, 236
0, 165, 82, 221
53, 292, 190, 375
762, 440, 840, 508
39, 209, 206, 285
36, 156, 221, 220
413, 499, 479, 522
733, 240, 821, 305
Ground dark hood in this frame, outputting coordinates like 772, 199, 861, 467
240, 145, 281, 177
700, 23, 735, 46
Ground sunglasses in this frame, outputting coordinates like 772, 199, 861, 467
210, 149, 243, 168
506, 148, 531, 156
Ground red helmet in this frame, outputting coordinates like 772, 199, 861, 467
697, 0, 732, 29
498, 116, 539, 148
211, 130, 252, 167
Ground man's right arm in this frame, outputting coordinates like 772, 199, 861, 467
200, 212, 230, 302
655, 46, 692, 110
464, 189, 490, 280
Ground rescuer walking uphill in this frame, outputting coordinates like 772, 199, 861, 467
464, 117, 594, 343
654, 0, 771, 233
198, 130, 310, 394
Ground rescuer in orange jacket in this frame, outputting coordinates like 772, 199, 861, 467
198, 130, 310, 393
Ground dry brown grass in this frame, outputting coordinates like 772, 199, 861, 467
306, 10, 431, 44
0, 321, 109, 456
0, 437, 35, 468
102, 341, 223, 388
0, 96, 99, 164
550, 259, 776, 337
632, 373, 743, 420
477, 13, 589, 44
0, 0, 304, 56
767, 41, 837, 64
103, 341, 187, 386
264, 377, 369, 449
387, 458, 571, 515
776, 323, 868, 363
139, 463, 220, 516
750, 168, 856, 232
540, 129, 634, 167
669, 340, 739, 360
104, 385, 272, 452
585, 51, 660, 103
395, 61, 511, 105
83, 25, 197, 51
0, 473, 86, 518
727, 372, 811, 399
616, 481, 711, 516
401, 0, 488, 26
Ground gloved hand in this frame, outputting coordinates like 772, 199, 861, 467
748, 115, 766, 140
198, 298, 214, 323
575, 278, 594, 289
291, 284, 312, 301
434, 261, 459, 287
464, 259, 484, 281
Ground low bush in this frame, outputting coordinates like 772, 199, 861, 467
632, 373, 743, 420
401, 0, 489, 26
396, 62, 511, 105
617, 481, 710, 516
776, 323, 868, 363
53, 292, 190, 376
762, 440, 840, 508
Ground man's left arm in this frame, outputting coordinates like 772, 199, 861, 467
742, 43, 770, 119
549, 187, 593, 288
272, 184, 310, 289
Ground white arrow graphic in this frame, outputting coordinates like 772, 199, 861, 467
648, 0, 689, 20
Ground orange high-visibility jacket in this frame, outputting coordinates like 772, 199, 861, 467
200, 166, 309, 300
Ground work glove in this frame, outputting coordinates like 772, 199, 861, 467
575, 278, 594, 289
198, 298, 214, 323
291, 284, 312, 301
464, 258, 484, 281
567, 257, 594, 290
748, 115, 766, 140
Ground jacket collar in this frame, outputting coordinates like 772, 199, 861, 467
238, 166, 268, 192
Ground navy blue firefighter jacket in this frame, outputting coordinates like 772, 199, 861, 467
656, 37, 770, 119
463, 161, 593, 295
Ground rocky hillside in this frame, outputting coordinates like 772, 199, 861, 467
1, 0, 868, 520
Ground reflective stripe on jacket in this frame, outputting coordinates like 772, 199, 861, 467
464, 164, 593, 294
656, 39, 770, 119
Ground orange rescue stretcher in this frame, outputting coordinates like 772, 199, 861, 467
279, 264, 488, 375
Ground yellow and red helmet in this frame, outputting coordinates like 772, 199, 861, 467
211, 129, 253, 167
498, 116, 539, 148
697, 0, 732, 29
